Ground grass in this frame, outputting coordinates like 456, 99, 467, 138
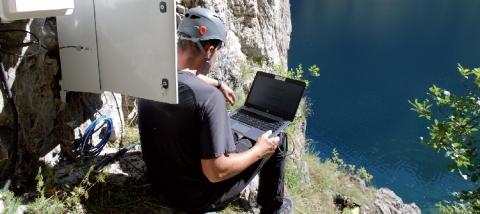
84, 178, 179, 213
1, 190, 23, 213
277, 125, 376, 213
0, 61, 377, 213
0, 117, 376, 213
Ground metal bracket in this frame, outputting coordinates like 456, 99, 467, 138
59, 80, 72, 103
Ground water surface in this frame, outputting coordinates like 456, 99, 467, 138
288, 0, 480, 212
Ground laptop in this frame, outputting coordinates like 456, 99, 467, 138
229, 71, 306, 140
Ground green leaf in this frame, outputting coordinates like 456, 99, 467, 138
447, 163, 457, 172
466, 164, 475, 172
472, 173, 478, 182
469, 154, 478, 161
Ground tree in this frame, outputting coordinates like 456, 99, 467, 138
409, 64, 480, 213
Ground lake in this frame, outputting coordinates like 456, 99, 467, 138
288, 0, 480, 212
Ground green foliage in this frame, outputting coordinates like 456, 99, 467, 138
1, 190, 22, 213
253, 58, 267, 68
182, 0, 192, 7
409, 64, 480, 213
331, 148, 373, 184
26, 163, 110, 213
27, 167, 66, 213
272, 62, 319, 128
275, 63, 320, 89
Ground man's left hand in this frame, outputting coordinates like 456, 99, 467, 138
220, 84, 236, 105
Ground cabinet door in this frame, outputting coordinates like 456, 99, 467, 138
95, 0, 178, 104
57, 0, 102, 94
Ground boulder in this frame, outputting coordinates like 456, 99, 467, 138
0, 18, 126, 180
374, 188, 421, 214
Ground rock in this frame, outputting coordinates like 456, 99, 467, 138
0, 18, 127, 181
39, 144, 60, 167
121, 95, 138, 126
374, 188, 421, 214
177, 4, 186, 14
176, 13, 182, 28
57, 144, 145, 186
0, 196, 4, 214
302, 161, 311, 187
176, 0, 292, 92
241, 174, 259, 207
99, 91, 124, 141
14, 205, 27, 214
350, 176, 367, 193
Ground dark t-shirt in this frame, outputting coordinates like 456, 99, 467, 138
138, 71, 236, 211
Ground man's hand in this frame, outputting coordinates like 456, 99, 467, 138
220, 84, 236, 105
254, 130, 280, 159
201, 130, 279, 183
197, 74, 236, 105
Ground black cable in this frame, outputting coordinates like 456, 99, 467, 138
0, 30, 88, 58
0, 30, 41, 58
41, 44, 89, 52
0, 41, 35, 49
0, 55, 19, 192
94, 141, 139, 171
40, 45, 76, 51
280, 132, 295, 156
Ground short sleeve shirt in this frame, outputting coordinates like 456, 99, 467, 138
138, 71, 236, 211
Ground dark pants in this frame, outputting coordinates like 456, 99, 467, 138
200, 132, 288, 213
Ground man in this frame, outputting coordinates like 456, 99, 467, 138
138, 8, 293, 213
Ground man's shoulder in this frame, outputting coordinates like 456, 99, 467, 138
179, 72, 224, 105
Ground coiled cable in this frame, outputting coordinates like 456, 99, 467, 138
78, 101, 113, 162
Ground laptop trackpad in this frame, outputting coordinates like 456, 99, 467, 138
232, 123, 251, 134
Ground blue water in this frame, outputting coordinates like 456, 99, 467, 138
288, 0, 480, 212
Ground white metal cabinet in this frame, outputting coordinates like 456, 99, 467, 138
57, 0, 178, 104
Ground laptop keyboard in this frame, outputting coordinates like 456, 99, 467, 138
231, 109, 283, 132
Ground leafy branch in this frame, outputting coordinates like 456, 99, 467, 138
409, 64, 480, 213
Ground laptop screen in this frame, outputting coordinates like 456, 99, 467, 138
245, 72, 306, 121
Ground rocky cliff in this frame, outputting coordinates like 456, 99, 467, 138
176, 0, 292, 91
0, 0, 293, 178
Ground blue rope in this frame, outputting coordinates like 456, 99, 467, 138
79, 101, 113, 161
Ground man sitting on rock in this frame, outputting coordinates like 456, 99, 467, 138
138, 8, 293, 214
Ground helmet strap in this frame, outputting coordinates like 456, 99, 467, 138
178, 33, 220, 75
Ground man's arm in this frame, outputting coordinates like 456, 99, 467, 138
201, 130, 280, 183
198, 74, 236, 105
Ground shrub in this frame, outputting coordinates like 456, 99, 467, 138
409, 64, 480, 213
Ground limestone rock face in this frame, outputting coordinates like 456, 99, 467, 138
0, 18, 126, 177
374, 188, 422, 214
177, 0, 292, 91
